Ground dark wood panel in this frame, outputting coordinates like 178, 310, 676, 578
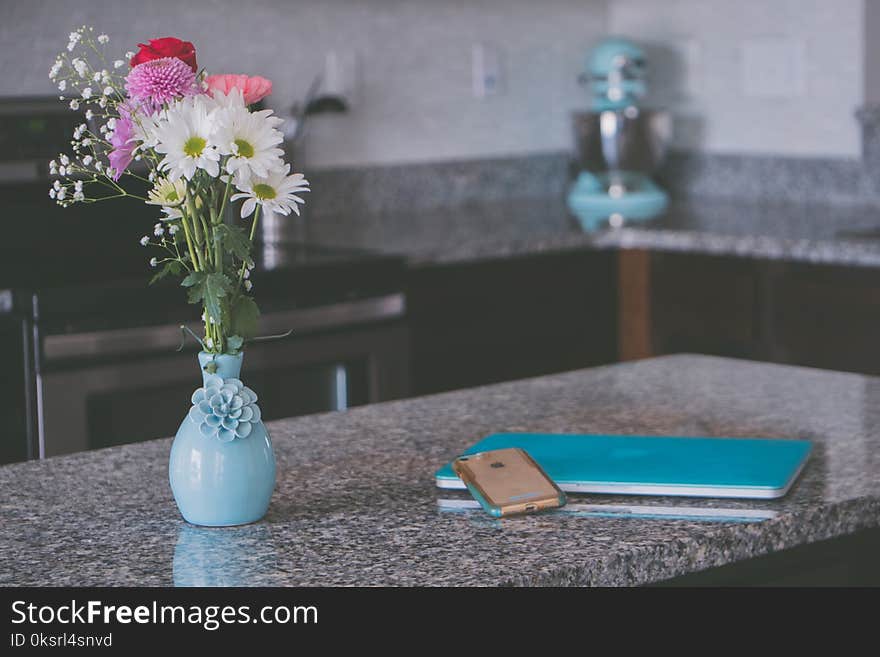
654, 528, 880, 586
766, 262, 880, 375
0, 314, 28, 464
407, 251, 617, 395
650, 252, 759, 359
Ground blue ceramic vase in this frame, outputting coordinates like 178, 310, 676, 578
169, 351, 276, 526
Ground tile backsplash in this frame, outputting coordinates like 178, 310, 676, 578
4, 0, 878, 207
609, 0, 866, 159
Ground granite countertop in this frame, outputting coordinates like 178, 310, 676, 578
304, 196, 880, 268
2, 354, 879, 586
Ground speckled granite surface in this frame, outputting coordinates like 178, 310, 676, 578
2, 355, 879, 586
300, 196, 880, 268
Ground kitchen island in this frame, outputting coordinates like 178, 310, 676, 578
2, 354, 879, 586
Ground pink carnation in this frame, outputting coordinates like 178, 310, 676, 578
205, 74, 273, 105
108, 105, 136, 181
125, 57, 200, 113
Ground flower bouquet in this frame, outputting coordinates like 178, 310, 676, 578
49, 27, 308, 525
49, 27, 308, 356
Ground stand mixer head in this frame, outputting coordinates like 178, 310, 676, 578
567, 37, 672, 231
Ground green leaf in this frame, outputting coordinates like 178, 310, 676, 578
180, 271, 206, 305
149, 260, 183, 285
230, 294, 260, 339
226, 335, 244, 353
203, 272, 232, 323
215, 223, 251, 261
181, 271, 205, 288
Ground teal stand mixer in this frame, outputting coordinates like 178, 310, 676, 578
567, 37, 672, 231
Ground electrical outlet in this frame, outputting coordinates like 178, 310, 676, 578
741, 38, 806, 99
674, 38, 702, 98
472, 43, 503, 98
323, 50, 359, 106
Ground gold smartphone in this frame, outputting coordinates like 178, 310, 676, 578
452, 448, 566, 517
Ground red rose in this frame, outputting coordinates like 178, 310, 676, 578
130, 37, 198, 72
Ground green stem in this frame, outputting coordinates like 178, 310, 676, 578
214, 232, 223, 270
237, 205, 261, 288
186, 194, 203, 246
199, 214, 212, 263
217, 174, 233, 224
179, 209, 200, 273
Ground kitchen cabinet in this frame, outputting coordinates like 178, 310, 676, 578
657, 528, 880, 586
0, 309, 29, 463
619, 249, 880, 377
764, 261, 880, 374
407, 251, 618, 395
650, 252, 758, 359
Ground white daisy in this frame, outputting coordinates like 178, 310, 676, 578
230, 163, 309, 218
132, 110, 163, 149
152, 96, 220, 181
161, 206, 183, 220
146, 178, 187, 220
213, 89, 284, 183
206, 87, 245, 110
146, 177, 186, 207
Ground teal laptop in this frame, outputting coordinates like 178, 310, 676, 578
435, 433, 811, 499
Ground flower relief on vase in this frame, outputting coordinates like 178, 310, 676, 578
188, 374, 262, 443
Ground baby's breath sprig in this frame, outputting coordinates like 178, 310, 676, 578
47, 27, 156, 207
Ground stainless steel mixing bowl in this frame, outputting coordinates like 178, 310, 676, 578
571, 108, 671, 175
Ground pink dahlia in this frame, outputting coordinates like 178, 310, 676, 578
108, 111, 136, 181
125, 57, 200, 113
205, 74, 273, 106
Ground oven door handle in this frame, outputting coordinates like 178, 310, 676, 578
41, 293, 405, 363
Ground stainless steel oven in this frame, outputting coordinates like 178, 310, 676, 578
36, 293, 408, 457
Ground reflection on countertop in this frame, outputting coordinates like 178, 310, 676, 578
173, 524, 282, 587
